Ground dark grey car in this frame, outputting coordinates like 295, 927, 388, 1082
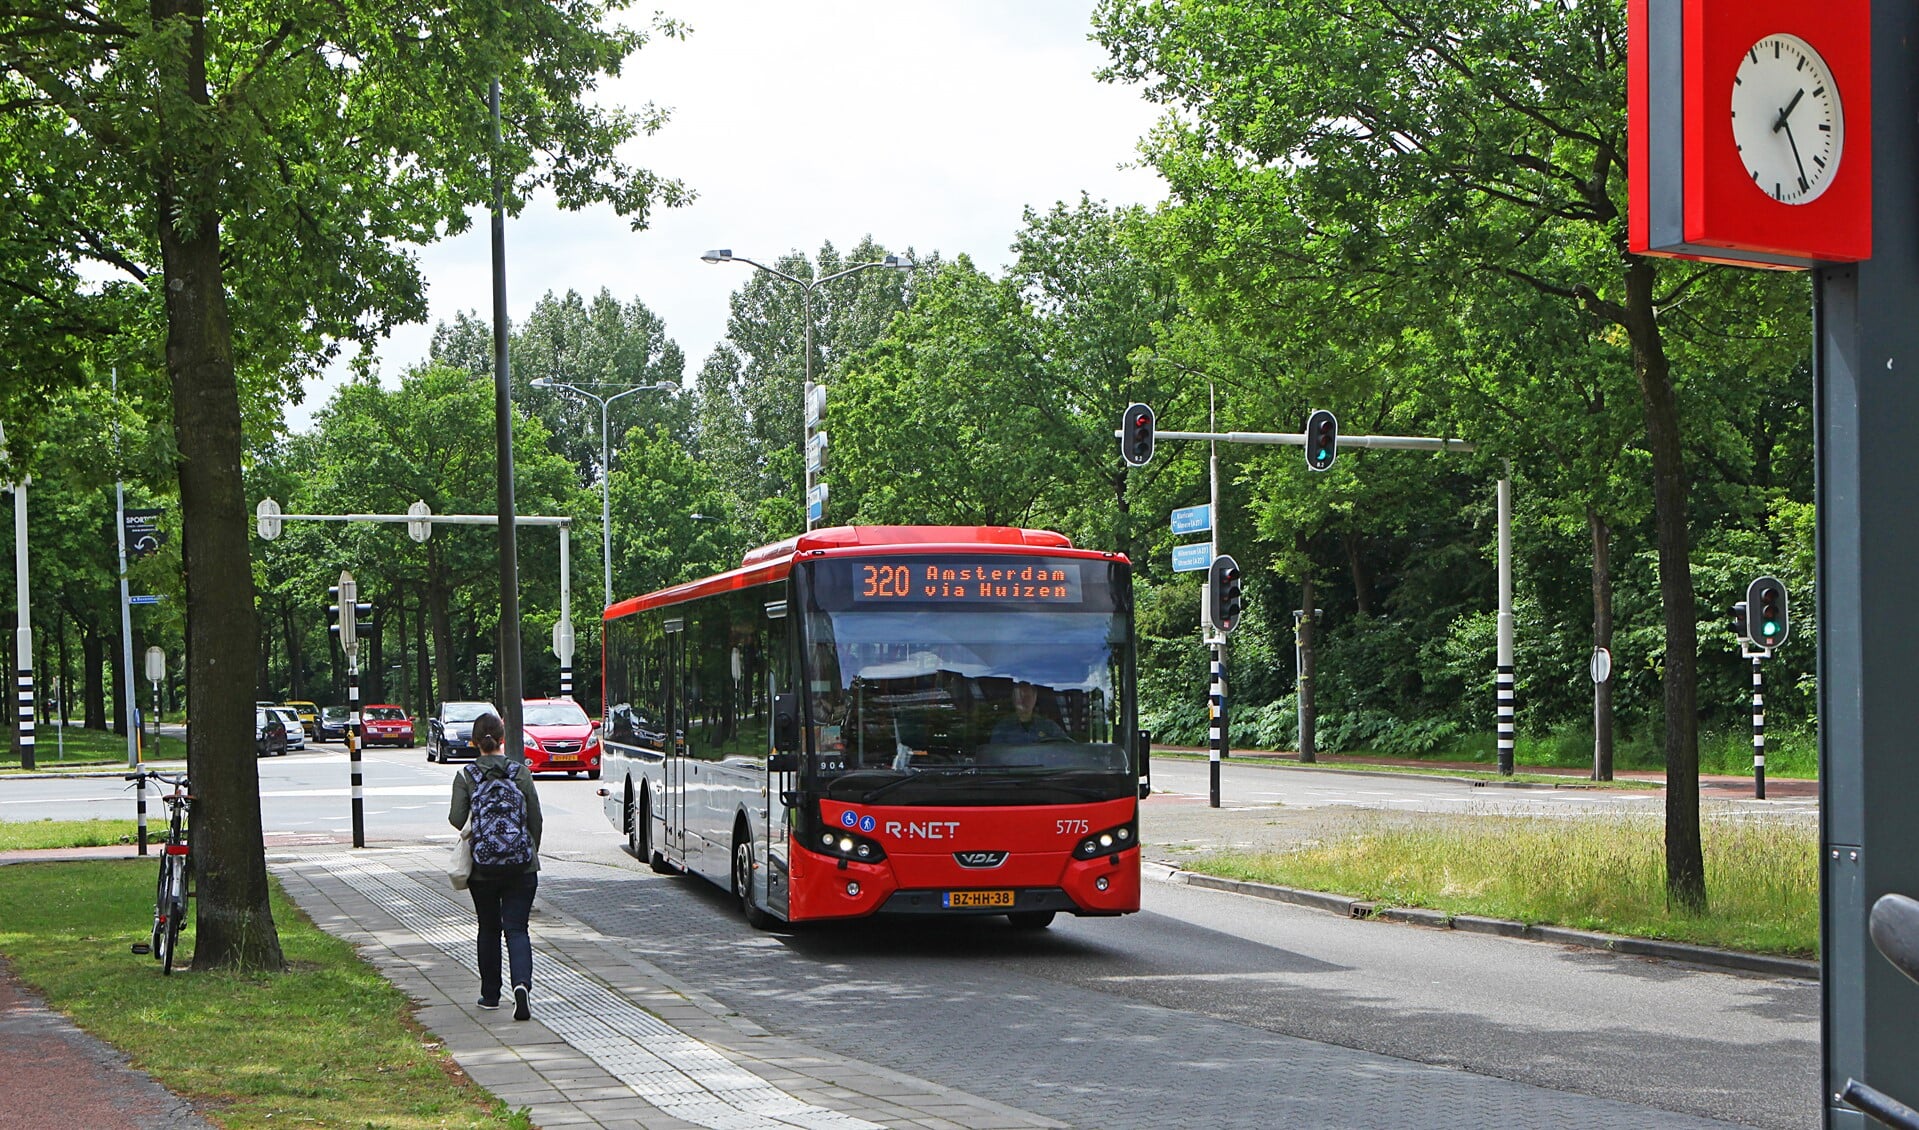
254, 708, 288, 758
427, 701, 498, 763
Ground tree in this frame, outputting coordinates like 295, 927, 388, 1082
0, 0, 686, 967
1095, 0, 1807, 910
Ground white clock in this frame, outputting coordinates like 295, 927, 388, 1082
1731, 33, 1845, 205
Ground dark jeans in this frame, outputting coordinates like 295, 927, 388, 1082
468, 871, 537, 1000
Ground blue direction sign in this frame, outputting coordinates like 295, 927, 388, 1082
127, 594, 162, 605
1170, 504, 1212, 536
1171, 542, 1213, 573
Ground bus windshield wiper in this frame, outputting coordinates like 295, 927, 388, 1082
858, 767, 974, 804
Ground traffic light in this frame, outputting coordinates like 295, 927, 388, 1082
1208, 554, 1244, 634
1746, 576, 1789, 650
1119, 403, 1156, 467
1304, 409, 1338, 472
327, 586, 344, 647
1730, 600, 1749, 642
327, 587, 373, 656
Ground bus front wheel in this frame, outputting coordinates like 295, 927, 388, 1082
733, 834, 775, 931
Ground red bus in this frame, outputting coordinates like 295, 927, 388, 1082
597, 525, 1147, 929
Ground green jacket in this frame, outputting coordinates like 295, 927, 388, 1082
449, 754, 543, 874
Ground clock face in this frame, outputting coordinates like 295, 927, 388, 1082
1730, 34, 1845, 205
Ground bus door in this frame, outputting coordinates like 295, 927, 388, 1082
764, 597, 792, 920
664, 618, 688, 867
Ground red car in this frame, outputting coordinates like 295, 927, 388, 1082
360, 704, 415, 748
522, 698, 601, 778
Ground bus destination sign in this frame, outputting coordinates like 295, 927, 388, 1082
855, 559, 1084, 605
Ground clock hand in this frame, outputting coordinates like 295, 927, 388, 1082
1780, 118, 1811, 193
1774, 88, 1806, 132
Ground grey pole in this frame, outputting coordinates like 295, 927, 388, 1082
1496, 467, 1515, 775
804, 287, 817, 530
112, 370, 137, 770
488, 76, 524, 761
559, 525, 572, 699
1818, 3, 1919, 1111
600, 396, 612, 606
5, 428, 31, 771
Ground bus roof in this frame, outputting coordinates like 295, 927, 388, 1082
604, 525, 1126, 620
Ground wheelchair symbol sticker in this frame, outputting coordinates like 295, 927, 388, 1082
841, 811, 858, 828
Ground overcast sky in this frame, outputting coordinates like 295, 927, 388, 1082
292, 1, 1168, 428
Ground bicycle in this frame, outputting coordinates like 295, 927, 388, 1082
125, 769, 193, 975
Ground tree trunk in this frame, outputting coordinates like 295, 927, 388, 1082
83, 629, 104, 730
1589, 506, 1614, 781
1344, 532, 1373, 617
255, 601, 272, 699
415, 586, 432, 719
111, 624, 128, 735
1625, 259, 1705, 913
1296, 532, 1317, 764
155, 0, 283, 970
286, 604, 304, 701
428, 549, 456, 706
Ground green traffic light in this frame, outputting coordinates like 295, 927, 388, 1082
1764, 621, 1779, 636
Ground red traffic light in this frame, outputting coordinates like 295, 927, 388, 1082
1119, 402, 1156, 467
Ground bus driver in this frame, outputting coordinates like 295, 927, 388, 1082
991, 681, 1070, 744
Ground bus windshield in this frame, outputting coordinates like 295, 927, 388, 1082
799, 555, 1134, 806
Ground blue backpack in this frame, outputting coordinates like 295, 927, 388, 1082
466, 762, 533, 870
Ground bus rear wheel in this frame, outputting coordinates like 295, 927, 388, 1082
1007, 910, 1056, 930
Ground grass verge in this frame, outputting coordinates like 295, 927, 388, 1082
1182, 810, 1818, 957
1153, 750, 1651, 788
0, 819, 140, 851
0, 725, 185, 771
0, 860, 530, 1129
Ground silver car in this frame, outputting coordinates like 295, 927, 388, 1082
268, 706, 307, 751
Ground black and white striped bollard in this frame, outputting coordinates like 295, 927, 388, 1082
1209, 645, 1226, 809
1496, 664, 1516, 774
14, 663, 33, 772
1752, 655, 1766, 801
348, 664, 365, 847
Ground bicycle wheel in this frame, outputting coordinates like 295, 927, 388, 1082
162, 883, 186, 975
149, 859, 167, 957
154, 855, 180, 973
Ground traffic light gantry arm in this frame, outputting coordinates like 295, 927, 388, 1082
1137, 428, 1478, 454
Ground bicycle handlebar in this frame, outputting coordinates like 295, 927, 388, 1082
125, 769, 190, 789
1870, 893, 1919, 987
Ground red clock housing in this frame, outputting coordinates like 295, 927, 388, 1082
1630, 0, 1871, 268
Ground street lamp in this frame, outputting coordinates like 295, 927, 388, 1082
701, 248, 914, 529
529, 376, 679, 608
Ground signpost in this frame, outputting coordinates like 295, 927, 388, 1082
1171, 542, 1212, 573
1170, 504, 1212, 536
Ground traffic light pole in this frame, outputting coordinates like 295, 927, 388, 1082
1751, 653, 1766, 801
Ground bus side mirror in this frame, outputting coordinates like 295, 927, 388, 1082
774, 692, 801, 752
1138, 729, 1152, 799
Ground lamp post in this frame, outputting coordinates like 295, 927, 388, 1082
701, 249, 914, 529
529, 377, 678, 608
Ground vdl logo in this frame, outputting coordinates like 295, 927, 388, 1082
839, 811, 877, 833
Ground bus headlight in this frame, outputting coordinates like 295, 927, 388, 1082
1073, 818, 1139, 861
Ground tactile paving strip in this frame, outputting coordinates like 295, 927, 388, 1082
306, 852, 882, 1130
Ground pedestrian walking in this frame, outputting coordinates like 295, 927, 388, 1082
448, 711, 543, 1021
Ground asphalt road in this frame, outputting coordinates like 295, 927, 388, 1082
3, 743, 1820, 1127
